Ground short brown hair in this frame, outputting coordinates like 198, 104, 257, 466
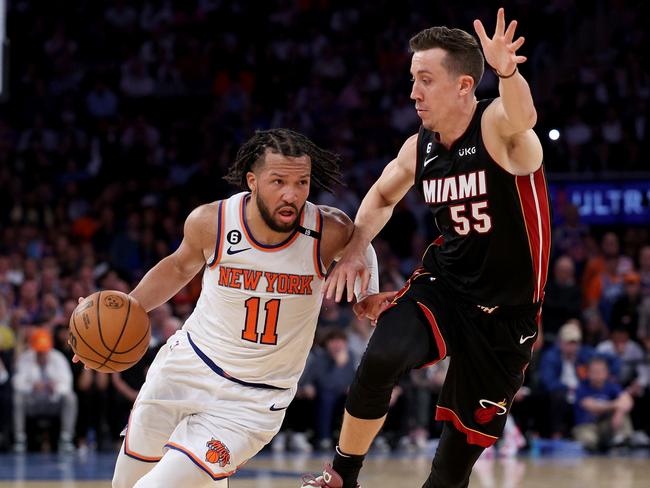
409, 26, 484, 89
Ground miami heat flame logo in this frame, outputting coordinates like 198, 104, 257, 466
474, 399, 508, 425
205, 438, 231, 467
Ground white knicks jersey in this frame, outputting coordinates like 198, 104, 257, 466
183, 192, 327, 389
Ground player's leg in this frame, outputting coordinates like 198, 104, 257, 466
112, 441, 157, 488
331, 298, 444, 488
112, 341, 185, 487
428, 309, 537, 487
421, 424, 484, 488
154, 376, 294, 486
133, 449, 228, 488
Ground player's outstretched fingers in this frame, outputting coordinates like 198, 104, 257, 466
334, 268, 350, 302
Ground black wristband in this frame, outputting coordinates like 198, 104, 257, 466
493, 66, 518, 79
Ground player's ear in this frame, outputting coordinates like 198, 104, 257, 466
458, 75, 474, 96
246, 171, 257, 192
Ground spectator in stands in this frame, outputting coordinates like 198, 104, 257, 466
597, 326, 646, 390
581, 308, 609, 348
639, 246, 650, 298
302, 328, 357, 451
317, 297, 353, 331
539, 321, 594, 438
552, 204, 589, 259
272, 359, 317, 454
12, 279, 42, 330
583, 233, 633, 321
12, 329, 77, 453
347, 317, 374, 368
610, 272, 643, 340
597, 325, 650, 443
408, 358, 449, 450
543, 256, 582, 344
573, 357, 633, 451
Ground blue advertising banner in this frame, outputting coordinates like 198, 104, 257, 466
549, 181, 650, 225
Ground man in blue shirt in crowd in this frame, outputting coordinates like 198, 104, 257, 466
573, 356, 633, 451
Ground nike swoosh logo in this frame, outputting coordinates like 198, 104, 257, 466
423, 155, 439, 167
227, 246, 251, 255
270, 404, 288, 411
519, 332, 537, 345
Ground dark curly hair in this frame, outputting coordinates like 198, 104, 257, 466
224, 128, 343, 193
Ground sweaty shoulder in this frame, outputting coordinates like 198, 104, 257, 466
185, 202, 221, 260
318, 205, 353, 267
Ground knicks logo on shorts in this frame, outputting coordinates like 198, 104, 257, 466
205, 438, 231, 467
473, 398, 508, 425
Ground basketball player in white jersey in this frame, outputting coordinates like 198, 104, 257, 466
100, 129, 384, 487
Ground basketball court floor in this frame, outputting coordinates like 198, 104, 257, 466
0, 450, 649, 487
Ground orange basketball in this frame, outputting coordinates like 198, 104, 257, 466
68, 290, 151, 373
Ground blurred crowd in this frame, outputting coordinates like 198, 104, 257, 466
0, 0, 649, 455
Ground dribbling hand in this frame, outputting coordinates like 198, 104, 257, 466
473, 8, 527, 76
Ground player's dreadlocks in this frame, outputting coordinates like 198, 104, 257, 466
225, 128, 344, 193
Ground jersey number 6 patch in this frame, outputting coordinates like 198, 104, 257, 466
242, 297, 280, 345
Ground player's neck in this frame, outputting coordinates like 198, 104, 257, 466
245, 196, 295, 245
436, 98, 478, 149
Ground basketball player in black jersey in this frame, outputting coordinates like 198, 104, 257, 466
301, 8, 551, 488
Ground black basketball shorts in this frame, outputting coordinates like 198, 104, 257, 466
386, 268, 539, 447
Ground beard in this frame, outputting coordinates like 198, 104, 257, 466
256, 193, 304, 233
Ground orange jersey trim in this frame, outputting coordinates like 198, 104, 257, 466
123, 413, 163, 463
208, 200, 226, 269
165, 441, 243, 480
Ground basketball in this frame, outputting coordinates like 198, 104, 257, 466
68, 291, 151, 373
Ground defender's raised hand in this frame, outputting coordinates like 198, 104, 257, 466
473, 8, 526, 76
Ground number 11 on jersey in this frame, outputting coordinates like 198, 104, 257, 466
242, 297, 280, 345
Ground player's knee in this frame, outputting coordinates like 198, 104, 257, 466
345, 346, 407, 419
360, 335, 412, 381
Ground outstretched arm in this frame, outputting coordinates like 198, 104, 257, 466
474, 7, 536, 132
474, 8, 542, 174
130, 204, 217, 312
323, 134, 417, 301
319, 206, 380, 301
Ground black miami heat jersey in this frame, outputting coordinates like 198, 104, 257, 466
415, 99, 551, 307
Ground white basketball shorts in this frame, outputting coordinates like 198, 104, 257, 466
123, 330, 296, 481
